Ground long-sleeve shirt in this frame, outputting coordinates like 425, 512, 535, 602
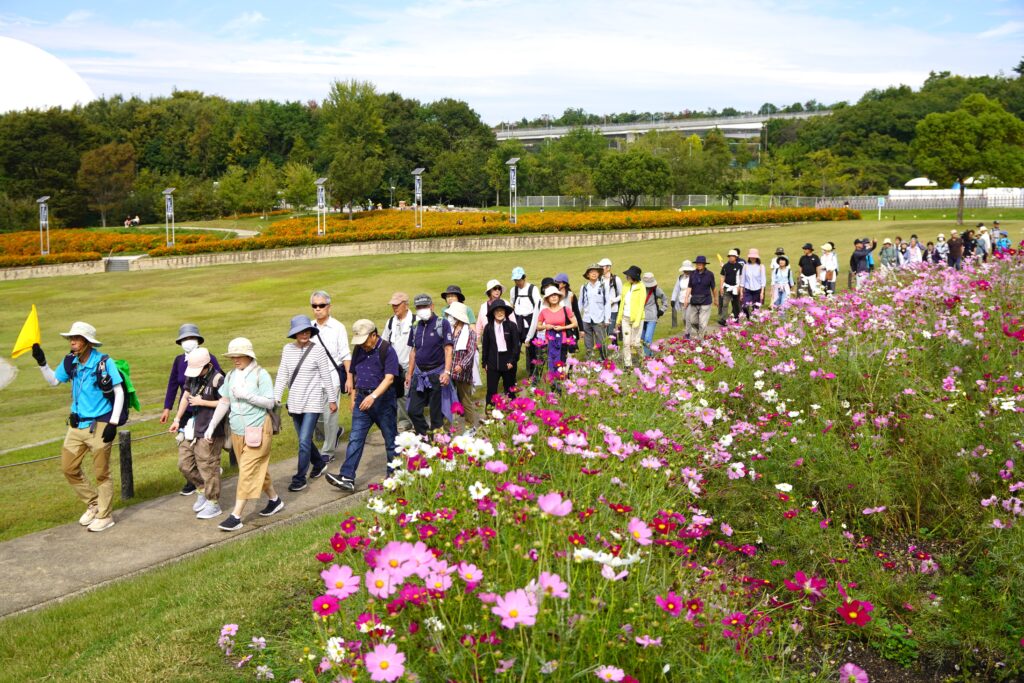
580, 281, 611, 324
670, 274, 689, 305
164, 353, 222, 410
274, 342, 337, 413
451, 325, 478, 377
313, 317, 351, 367
740, 264, 765, 291
643, 287, 666, 323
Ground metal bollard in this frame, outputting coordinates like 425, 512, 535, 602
118, 430, 134, 500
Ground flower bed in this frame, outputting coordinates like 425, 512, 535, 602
0, 228, 220, 262
222, 249, 1024, 681
0, 252, 103, 267
147, 208, 857, 258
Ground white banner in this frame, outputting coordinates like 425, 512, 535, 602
509, 166, 517, 191
414, 175, 422, 201
317, 185, 326, 210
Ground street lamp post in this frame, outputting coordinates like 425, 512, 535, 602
412, 168, 425, 229
389, 183, 396, 209
162, 188, 176, 247
506, 158, 519, 224
37, 196, 50, 255
315, 177, 328, 237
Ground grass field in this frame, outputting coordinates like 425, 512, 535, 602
0, 216, 1014, 541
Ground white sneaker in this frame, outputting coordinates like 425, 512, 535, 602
79, 505, 98, 526
196, 501, 222, 519
192, 493, 208, 513
87, 517, 115, 532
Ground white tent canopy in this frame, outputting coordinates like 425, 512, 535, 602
904, 177, 938, 188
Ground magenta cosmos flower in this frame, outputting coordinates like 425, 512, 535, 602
837, 600, 874, 626
538, 492, 573, 516
311, 594, 339, 617
491, 588, 538, 628
839, 662, 869, 683
364, 643, 406, 682
321, 564, 361, 600
627, 517, 653, 546
783, 570, 827, 603
655, 591, 683, 617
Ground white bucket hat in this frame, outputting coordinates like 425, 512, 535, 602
224, 337, 257, 360
543, 285, 563, 301
598, 258, 612, 267
484, 279, 503, 296
446, 301, 472, 324
60, 321, 102, 346
679, 260, 695, 273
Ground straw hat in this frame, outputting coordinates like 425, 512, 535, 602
60, 321, 102, 346
225, 337, 256, 360
820, 243, 833, 252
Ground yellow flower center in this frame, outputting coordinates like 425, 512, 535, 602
632, 530, 641, 538
389, 559, 399, 568
848, 611, 858, 619
380, 661, 390, 670
335, 580, 345, 588
321, 602, 330, 609
375, 580, 385, 589
668, 603, 676, 611
434, 582, 443, 589
509, 609, 519, 618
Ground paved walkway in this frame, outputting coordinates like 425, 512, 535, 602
0, 434, 386, 619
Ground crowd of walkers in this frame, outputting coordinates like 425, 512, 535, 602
29, 222, 1014, 533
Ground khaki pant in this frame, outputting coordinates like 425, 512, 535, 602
177, 434, 225, 503
230, 416, 274, 501
686, 304, 712, 339
61, 423, 114, 519
455, 380, 479, 427
620, 317, 642, 368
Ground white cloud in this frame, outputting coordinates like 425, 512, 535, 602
0, 0, 1018, 122
978, 20, 1024, 38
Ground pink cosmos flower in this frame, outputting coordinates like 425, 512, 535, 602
627, 517, 653, 545
656, 591, 683, 617
783, 571, 827, 603
321, 564, 360, 600
485, 460, 509, 474
491, 588, 538, 628
635, 634, 662, 647
365, 567, 397, 599
538, 492, 573, 516
537, 571, 569, 599
364, 643, 406, 682
594, 665, 625, 681
311, 594, 339, 617
839, 662, 869, 683
458, 562, 483, 584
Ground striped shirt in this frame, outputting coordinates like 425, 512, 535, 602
273, 342, 336, 414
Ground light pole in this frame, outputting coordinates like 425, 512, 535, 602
315, 177, 328, 237
162, 188, 176, 247
412, 168, 425, 229
389, 181, 395, 209
506, 157, 519, 224
37, 196, 50, 255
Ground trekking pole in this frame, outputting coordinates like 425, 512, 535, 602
119, 430, 134, 500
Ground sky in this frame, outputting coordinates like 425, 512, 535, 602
0, 0, 1021, 123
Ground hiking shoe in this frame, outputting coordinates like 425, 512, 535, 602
325, 472, 355, 492
87, 517, 115, 533
180, 482, 197, 496
287, 481, 307, 492
310, 461, 327, 479
78, 505, 98, 526
258, 497, 285, 517
196, 501, 222, 519
192, 493, 208, 513
218, 515, 243, 532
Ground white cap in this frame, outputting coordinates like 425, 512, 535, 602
598, 258, 612, 267
184, 347, 211, 377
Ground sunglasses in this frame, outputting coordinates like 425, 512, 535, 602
311, 303, 329, 309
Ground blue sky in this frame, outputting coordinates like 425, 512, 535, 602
1, 0, 1021, 123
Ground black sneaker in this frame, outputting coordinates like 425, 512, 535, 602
218, 515, 243, 532
287, 481, 307, 492
180, 481, 197, 496
310, 461, 327, 479
325, 472, 355, 492
258, 497, 285, 517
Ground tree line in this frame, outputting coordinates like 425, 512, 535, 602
0, 66, 1022, 231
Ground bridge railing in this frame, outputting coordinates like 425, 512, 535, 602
513, 194, 1024, 210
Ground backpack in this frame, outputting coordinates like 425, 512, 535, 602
63, 353, 135, 426
512, 284, 537, 335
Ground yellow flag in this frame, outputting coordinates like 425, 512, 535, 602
716, 253, 724, 266
11, 305, 41, 359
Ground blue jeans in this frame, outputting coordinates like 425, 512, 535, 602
290, 411, 325, 486
641, 321, 657, 357
339, 390, 398, 481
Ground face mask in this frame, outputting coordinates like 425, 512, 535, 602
416, 309, 432, 322
181, 339, 199, 354
447, 315, 456, 324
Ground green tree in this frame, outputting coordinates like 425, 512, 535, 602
246, 158, 280, 218
912, 93, 1024, 224
328, 143, 384, 220
485, 139, 528, 206
76, 142, 136, 226
321, 80, 387, 157
0, 191, 37, 233
282, 161, 317, 210
594, 148, 671, 209
216, 165, 248, 217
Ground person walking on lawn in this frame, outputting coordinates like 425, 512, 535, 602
481, 298, 521, 406
161, 323, 222, 496
381, 291, 414, 433
274, 315, 338, 492
615, 266, 645, 368
169, 347, 227, 520
476, 280, 509, 336
670, 260, 693, 332
718, 250, 743, 324
205, 337, 283, 532
405, 294, 455, 435
326, 320, 400, 492
31, 322, 125, 532
510, 267, 542, 376
310, 290, 351, 458
446, 301, 481, 428
796, 243, 822, 297
641, 272, 667, 356
686, 256, 717, 339
579, 263, 611, 359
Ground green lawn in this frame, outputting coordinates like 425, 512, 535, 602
0, 217, 1012, 541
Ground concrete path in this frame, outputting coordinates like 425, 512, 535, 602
0, 433, 386, 619
179, 225, 259, 238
